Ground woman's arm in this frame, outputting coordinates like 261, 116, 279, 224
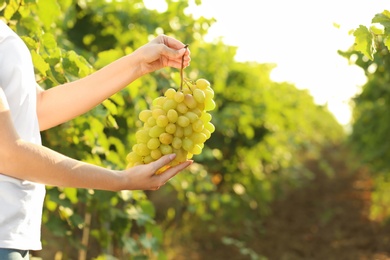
0, 89, 192, 190
36, 34, 190, 131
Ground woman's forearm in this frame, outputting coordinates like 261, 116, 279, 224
37, 53, 141, 131
1, 138, 123, 191
0, 108, 122, 190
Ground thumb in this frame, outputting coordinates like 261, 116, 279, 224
149, 153, 176, 173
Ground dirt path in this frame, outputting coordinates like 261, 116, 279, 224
251, 146, 390, 260
170, 145, 390, 260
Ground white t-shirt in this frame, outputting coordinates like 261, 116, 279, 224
0, 21, 45, 250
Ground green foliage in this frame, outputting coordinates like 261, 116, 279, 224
352, 10, 390, 60
345, 9, 390, 174
1, 0, 345, 258
353, 25, 375, 60
345, 8, 390, 224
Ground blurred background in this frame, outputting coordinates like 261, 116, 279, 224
2, 0, 390, 259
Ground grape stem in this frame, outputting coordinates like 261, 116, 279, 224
180, 44, 189, 91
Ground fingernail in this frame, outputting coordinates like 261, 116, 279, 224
169, 153, 176, 160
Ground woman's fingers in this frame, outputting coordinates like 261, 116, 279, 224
149, 154, 177, 174
148, 156, 193, 190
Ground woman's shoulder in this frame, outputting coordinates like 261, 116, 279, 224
0, 20, 19, 41
0, 21, 30, 55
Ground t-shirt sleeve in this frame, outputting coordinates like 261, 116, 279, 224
0, 87, 10, 111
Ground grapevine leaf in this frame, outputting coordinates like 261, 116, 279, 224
139, 200, 156, 218
0, 1, 6, 12
19, 17, 42, 37
63, 187, 78, 204
94, 49, 124, 69
45, 197, 57, 212
20, 36, 37, 50
42, 33, 57, 49
106, 114, 119, 129
102, 99, 118, 115
65, 50, 93, 77
372, 10, 390, 30
36, 0, 60, 30
3, 0, 19, 20
384, 35, 390, 51
370, 24, 384, 35
353, 25, 375, 60
31, 50, 49, 76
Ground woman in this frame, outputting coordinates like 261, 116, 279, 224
0, 20, 191, 259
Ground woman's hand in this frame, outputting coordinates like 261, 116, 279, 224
134, 34, 191, 76
118, 154, 193, 191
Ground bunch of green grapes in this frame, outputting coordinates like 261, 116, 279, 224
126, 78, 216, 174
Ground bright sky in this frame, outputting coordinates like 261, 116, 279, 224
145, 0, 389, 126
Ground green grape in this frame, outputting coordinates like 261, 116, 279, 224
167, 109, 178, 123
150, 149, 162, 160
174, 91, 184, 103
182, 138, 194, 152
139, 110, 152, 122
183, 88, 192, 95
200, 112, 212, 123
159, 133, 173, 145
202, 128, 211, 139
205, 98, 216, 111
156, 115, 169, 127
143, 125, 151, 131
151, 104, 163, 111
126, 151, 141, 163
152, 108, 165, 119
147, 116, 156, 127
131, 144, 139, 152
153, 97, 165, 106
183, 125, 193, 137
160, 144, 173, 155
204, 88, 214, 99
135, 143, 150, 157
177, 116, 190, 127
197, 102, 205, 111
147, 138, 160, 150
175, 126, 184, 138
143, 155, 154, 164
191, 108, 202, 117
149, 125, 165, 138
165, 123, 176, 134
163, 99, 177, 111
172, 148, 188, 166
184, 94, 197, 109
164, 88, 176, 98
176, 103, 188, 114
205, 122, 215, 133
135, 129, 150, 143
185, 111, 198, 123
193, 88, 206, 103
191, 132, 207, 144
172, 137, 182, 149
192, 144, 202, 155
196, 78, 210, 90
192, 119, 204, 132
